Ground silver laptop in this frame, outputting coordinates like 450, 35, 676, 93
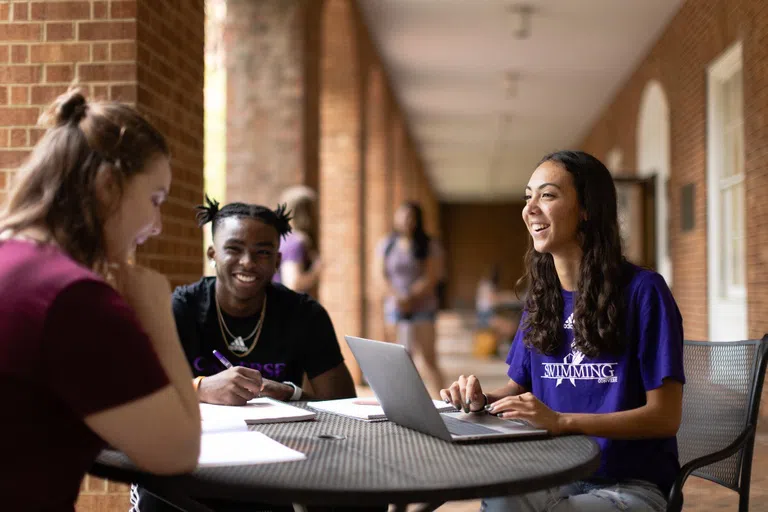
345, 336, 548, 442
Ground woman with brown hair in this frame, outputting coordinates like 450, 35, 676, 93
442, 151, 683, 511
0, 89, 201, 510
378, 201, 445, 395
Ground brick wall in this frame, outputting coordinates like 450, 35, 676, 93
580, 0, 768, 341
134, 0, 205, 288
363, 65, 390, 345
441, 202, 529, 310
224, 0, 314, 207
319, 0, 364, 376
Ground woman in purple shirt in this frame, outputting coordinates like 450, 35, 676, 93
379, 201, 445, 395
273, 185, 322, 296
441, 151, 684, 512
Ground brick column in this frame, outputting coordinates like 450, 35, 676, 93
391, 113, 406, 209
223, 0, 321, 207
319, 0, 363, 381
134, 0, 205, 288
364, 65, 389, 343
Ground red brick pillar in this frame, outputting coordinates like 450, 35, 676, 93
421, 171, 441, 238
319, 0, 363, 381
223, 0, 322, 206
391, 113, 406, 209
364, 65, 389, 343
0, 1, 204, 509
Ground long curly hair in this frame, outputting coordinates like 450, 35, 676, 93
517, 150, 626, 358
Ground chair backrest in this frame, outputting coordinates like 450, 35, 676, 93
676, 336, 768, 491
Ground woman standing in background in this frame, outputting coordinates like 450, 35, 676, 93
379, 201, 445, 395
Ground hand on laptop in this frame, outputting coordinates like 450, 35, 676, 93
440, 375, 486, 414
487, 393, 563, 435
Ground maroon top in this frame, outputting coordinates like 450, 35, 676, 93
0, 240, 170, 511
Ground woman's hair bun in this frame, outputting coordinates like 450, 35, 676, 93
39, 88, 88, 128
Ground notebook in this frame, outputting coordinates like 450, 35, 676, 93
198, 431, 306, 467
308, 397, 457, 421
200, 397, 316, 426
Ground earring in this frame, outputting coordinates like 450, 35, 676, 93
209, 260, 216, 268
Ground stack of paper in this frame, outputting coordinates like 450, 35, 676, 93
198, 431, 306, 467
200, 397, 316, 427
308, 397, 457, 421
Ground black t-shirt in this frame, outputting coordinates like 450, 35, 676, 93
172, 276, 344, 386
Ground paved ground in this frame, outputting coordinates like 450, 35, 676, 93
368, 311, 768, 512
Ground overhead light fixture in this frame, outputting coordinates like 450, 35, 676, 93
507, 4, 533, 40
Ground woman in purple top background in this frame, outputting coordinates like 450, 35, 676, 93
273, 185, 322, 296
379, 201, 445, 395
441, 151, 684, 512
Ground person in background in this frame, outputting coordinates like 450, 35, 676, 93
0, 89, 201, 511
132, 196, 356, 512
273, 185, 322, 296
475, 264, 501, 329
378, 201, 445, 396
442, 151, 684, 512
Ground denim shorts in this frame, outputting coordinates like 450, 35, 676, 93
385, 309, 437, 325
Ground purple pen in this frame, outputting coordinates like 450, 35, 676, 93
212, 349, 233, 369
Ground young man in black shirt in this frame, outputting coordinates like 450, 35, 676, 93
132, 197, 357, 512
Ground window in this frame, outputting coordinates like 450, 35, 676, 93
712, 56, 746, 299
707, 42, 747, 341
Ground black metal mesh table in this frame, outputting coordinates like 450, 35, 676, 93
92, 403, 600, 509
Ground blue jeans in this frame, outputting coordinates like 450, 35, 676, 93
481, 479, 667, 512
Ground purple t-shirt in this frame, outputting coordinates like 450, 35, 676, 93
273, 232, 308, 285
0, 240, 169, 510
506, 263, 684, 495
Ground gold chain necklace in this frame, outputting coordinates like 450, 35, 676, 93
215, 295, 267, 358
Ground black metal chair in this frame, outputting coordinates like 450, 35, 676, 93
667, 335, 768, 512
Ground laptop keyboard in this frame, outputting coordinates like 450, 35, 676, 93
441, 415, 500, 436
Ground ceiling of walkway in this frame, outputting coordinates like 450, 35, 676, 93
359, 0, 683, 202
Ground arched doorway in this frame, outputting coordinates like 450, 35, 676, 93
636, 80, 672, 286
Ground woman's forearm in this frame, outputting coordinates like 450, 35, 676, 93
409, 275, 436, 299
487, 379, 526, 403
558, 405, 679, 439
140, 297, 201, 422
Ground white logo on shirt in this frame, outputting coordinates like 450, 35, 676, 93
542, 341, 619, 387
228, 336, 248, 354
563, 313, 574, 330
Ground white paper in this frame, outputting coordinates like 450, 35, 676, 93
308, 398, 456, 421
198, 431, 306, 467
201, 418, 249, 434
199, 397, 315, 425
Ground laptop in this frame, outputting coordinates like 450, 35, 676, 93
345, 336, 548, 442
